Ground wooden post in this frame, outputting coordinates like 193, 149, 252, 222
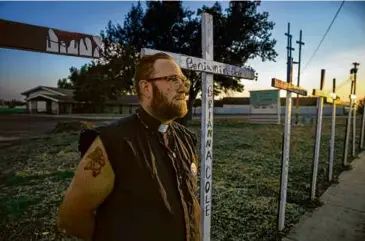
361, 104, 365, 149
141, 13, 256, 241
310, 69, 325, 200
200, 12, 214, 241
352, 62, 359, 157
272, 22, 309, 233
328, 78, 337, 182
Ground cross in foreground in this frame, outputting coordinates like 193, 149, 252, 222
141, 12, 256, 241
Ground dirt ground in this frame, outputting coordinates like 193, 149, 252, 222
0, 114, 110, 149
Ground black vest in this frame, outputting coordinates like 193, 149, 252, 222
78, 107, 201, 241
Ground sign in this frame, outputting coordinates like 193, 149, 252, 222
249, 89, 280, 124
0, 19, 103, 58
142, 48, 256, 80
271, 78, 308, 96
250, 89, 279, 105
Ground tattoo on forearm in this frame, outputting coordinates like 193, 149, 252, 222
84, 146, 106, 177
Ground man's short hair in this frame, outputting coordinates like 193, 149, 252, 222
134, 53, 175, 100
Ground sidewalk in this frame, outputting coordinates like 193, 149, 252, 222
282, 151, 365, 241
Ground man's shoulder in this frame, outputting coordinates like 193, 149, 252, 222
78, 114, 138, 157
81, 114, 137, 136
172, 121, 198, 146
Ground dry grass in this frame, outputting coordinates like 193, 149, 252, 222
0, 117, 362, 241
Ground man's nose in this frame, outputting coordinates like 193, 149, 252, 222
176, 80, 188, 93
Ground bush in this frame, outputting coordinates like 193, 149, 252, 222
52, 120, 96, 133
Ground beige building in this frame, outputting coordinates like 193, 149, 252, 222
21, 86, 139, 115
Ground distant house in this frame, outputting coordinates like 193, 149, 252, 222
21, 86, 139, 115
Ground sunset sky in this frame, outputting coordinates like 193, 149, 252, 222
0, 1, 364, 101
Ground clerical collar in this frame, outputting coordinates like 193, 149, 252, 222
136, 107, 170, 133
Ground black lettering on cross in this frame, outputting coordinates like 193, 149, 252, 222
205, 166, 211, 179
204, 179, 211, 217
208, 99, 213, 109
205, 201, 210, 216
186, 57, 193, 68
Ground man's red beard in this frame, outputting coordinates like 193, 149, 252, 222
150, 83, 187, 121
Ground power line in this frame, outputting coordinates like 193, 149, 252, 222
301, 0, 346, 74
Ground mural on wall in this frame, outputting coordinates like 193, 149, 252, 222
0, 18, 102, 59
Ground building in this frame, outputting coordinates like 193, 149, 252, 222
21, 86, 139, 115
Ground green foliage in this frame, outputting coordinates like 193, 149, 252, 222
56, 78, 73, 89
357, 97, 364, 114
62, 1, 278, 122
0, 195, 42, 219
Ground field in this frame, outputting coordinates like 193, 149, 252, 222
0, 116, 363, 241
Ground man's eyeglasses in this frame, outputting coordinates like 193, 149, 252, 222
146, 75, 191, 91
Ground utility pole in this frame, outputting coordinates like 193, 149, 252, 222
295, 30, 305, 125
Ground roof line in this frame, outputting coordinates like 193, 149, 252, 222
42, 87, 66, 96
26, 94, 59, 102
21, 86, 67, 96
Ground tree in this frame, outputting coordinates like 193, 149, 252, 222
358, 97, 364, 115
99, 0, 278, 125
62, 63, 108, 112
57, 78, 74, 89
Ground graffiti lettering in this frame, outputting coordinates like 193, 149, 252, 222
46, 29, 102, 58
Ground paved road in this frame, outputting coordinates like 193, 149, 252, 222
0, 115, 110, 148
282, 151, 365, 241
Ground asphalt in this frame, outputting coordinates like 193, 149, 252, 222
282, 151, 365, 241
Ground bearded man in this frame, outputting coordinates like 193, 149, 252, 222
57, 53, 201, 241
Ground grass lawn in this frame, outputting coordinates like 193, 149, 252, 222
0, 117, 363, 241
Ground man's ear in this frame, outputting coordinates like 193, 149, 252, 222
139, 80, 152, 99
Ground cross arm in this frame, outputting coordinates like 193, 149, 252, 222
271, 78, 308, 96
141, 48, 256, 80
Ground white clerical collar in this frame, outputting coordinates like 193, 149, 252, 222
158, 124, 169, 133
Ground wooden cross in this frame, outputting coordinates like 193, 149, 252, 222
141, 12, 256, 241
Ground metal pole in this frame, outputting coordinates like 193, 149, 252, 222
328, 78, 336, 182
310, 69, 325, 200
295, 30, 304, 125
200, 12, 214, 241
278, 22, 293, 232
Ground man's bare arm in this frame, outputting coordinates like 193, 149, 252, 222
57, 136, 115, 240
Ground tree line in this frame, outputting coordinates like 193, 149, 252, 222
57, 0, 278, 123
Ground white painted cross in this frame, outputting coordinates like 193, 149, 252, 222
360, 104, 365, 149
141, 12, 256, 241
343, 94, 357, 166
270, 21, 308, 233
310, 69, 326, 199
322, 78, 341, 182
271, 75, 308, 231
